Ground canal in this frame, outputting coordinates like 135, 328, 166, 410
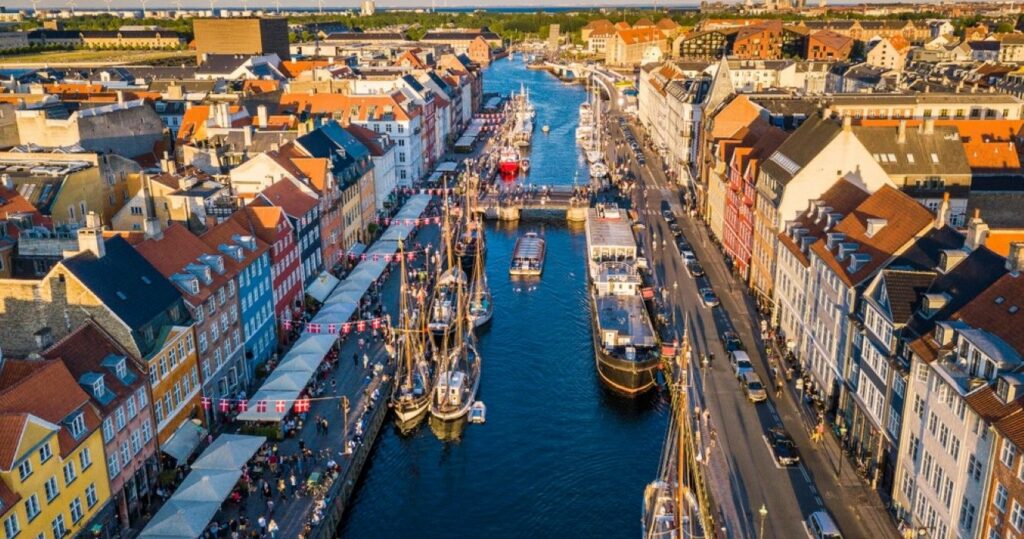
340, 57, 670, 538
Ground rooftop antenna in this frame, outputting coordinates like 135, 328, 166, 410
30, 0, 41, 15
174, 0, 183, 14
103, 0, 113, 13
208, 0, 216, 15
66, 0, 77, 13
139, 0, 149, 16
317, 0, 324, 15
274, 0, 280, 12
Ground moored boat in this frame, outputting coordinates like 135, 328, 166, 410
590, 161, 609, 179
468, 234, 493, 328
390, 240, 433, 424
509, 231, 546, 277
498, 146, 520, 177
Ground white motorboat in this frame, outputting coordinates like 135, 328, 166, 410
590, 161, 609, 179
469, 401, 486, 424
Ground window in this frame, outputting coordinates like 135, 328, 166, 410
968, 454, 982, 481
85, 484, 97, 508
1013, 500, 1024, 531
127, 396, 137, 419
24, 493, 40, 522
120, 441, 130, 465
51, 514, 65, 538
3, 514, 19, 539
18, 459, 32, 481
62, 461, 76, 486
38, 443, 52, 463
115, 408, 126, 431
44, 476, 59, 502
1002, 439, 1017, 468
141, 419, 153, 443
138, 387, 147, 408
69, 497, 83, 524
996, 483, 1009, 512
79, 448, 91, 471
102, 418, 114, 443
107, 452, 120, 480
130, 430, 142, 456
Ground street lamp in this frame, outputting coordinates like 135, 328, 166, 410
758, 504, 768, 539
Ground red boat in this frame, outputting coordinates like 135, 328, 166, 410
498, 146, 520, 177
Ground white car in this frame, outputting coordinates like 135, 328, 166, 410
681, 250, 696, 264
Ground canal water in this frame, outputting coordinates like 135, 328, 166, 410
340, 57, 670, 538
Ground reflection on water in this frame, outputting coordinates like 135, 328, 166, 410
339, 57, 669, 539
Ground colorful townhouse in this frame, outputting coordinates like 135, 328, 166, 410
43, 321, 160, 534
201, 217, 276, 380
232, 206, 303, 341
0, 360, 111, 539
252, 179, 323, 289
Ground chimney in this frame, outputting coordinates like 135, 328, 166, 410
1007, 242, 1024, 274
76, 212, 106, 259
217, 102, 231, 128
160, 151, 175, 174
257, 105, 268, 129
897, 119, 907, 144
842, 114, 852, 132
965, 209, 989, 252
243, 125, 253, 148
923, 116, 935, 135
141, 180, 163, 241
33, 328, 53, 351
116, 90, 124, 105
935, 191, 950, 229
1, 173, 11, 191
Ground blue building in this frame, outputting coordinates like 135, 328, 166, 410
202, 217, 278, 380
254, 177, 322, 289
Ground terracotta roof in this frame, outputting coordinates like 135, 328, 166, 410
279, 92, 417, 121
656, 18, 680, 30
856, 119, 1023, 171
615, 27, 665, 45
234, 206, 290, 246
0, 413, 29, 473
254, 178, 318, 219
134, 222, 234, 303
393, 50, 428, 69
584, 19, 614, 31
0, 360, 99, 460
289, 157, 330, 194
344, 123, 390, 156
777, 177, 871, 267
954, 272, 1024, 355
985, 230, 1024, 257
810, 30, 853, 51
634, 18, 655, 28
242, 79, 280, 94
995, 405, 1024, 451
809, 185, 934, 287
278, 59, 331, 78
888, 35, 911, 52
614, 21, 631, 30
0, 471, 20, 509
710, 95, 763, 140
41, 320, 145, 414
966, 385, 1019, 424
252, 114, 297, 130
200, 213, 270, 272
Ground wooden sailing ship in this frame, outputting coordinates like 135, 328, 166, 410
390, 240, 434, 425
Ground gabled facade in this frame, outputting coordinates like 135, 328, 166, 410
0, 360, 111, 539
252, 179, 322, 288
232, 206, 302, 341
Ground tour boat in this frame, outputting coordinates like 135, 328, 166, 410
509, 232, 546, 277
589, 161, 609, 179
468, 237, 493, 328
391, 241, 433, 424
498, 146, 520, 177
585, 206, 660, 395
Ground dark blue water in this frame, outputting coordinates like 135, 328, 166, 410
340, 57, 669, 538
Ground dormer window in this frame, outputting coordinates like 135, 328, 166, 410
92, 376, 106, 399
200, 254, 225, 274
115, 359, 127, 380
67, 412, 86, 439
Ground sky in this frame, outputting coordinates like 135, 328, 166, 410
22, 1, 728, 11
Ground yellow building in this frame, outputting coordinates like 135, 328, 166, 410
0, 360, 112, 539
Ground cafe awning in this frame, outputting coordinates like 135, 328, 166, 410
305, 271, 340, 303
160, 420, 207, 463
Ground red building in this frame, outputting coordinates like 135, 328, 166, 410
233, 206, 302, 335
722, 128, 787, 279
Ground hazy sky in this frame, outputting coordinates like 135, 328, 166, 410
25, 1, 712, 11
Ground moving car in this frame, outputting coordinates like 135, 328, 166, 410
700, 288, 720, 308
686, 261, 705, 278
742, 372, 768, 403
681, 250, 696, 264
669, 222, 683, 237
731, 351, 753, 379
806, 511, 843, 539
766, 427, 800, 466
719, 331, 743, 352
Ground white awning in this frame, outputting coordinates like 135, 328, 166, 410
140, 434, 264, 538
160, 420, 207, 463
235, 334, 336, 423
305, 272, 340, 303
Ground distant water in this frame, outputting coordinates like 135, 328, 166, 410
339, 57, 670, 539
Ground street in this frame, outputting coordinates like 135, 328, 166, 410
602, 108, 897, 538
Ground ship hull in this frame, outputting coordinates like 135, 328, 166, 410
589, 294, 659, 396
499, 161, 520, 176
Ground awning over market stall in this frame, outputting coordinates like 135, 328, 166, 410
235, 333, 337, 423
305, 271, 340, 303
140, 434, 265, 538
160, 419, 207, 463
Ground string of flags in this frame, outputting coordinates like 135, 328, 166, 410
202, 396, 331, 414
281, 315, 388, 334
371, 215, 443, 226
343, 246, 431, 262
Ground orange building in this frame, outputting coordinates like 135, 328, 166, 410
806, 30, 854, 60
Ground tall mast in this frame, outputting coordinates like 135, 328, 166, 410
398, 239, 413, 387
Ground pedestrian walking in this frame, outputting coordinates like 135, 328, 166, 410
267, 499, 275, 516
363, 353, 369, 369
257, 516, 267, 534
277, 478, 286, 500
268, 519, 279, 539
775, 379, 784, 399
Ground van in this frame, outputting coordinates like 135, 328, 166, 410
806, 511, 842, 539
730, 350, 753, 379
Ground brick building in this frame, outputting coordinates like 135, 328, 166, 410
192, 17, 290, 60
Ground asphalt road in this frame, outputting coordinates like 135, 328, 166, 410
599, 107, 894, 539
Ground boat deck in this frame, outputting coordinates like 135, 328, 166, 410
594, 294, 657, 349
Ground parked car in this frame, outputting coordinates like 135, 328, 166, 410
700, 288, 720, 308
806, 511, 843, 539
686, 262, 705, 278
669, 222, 683, 237
720, 331, 743, 352
742, 372, 768, 403
681, 250, 696, 264
766, 427, 800, 466
731, 351, 753, 379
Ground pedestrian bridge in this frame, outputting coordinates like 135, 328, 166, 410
473, 185, 590, 221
